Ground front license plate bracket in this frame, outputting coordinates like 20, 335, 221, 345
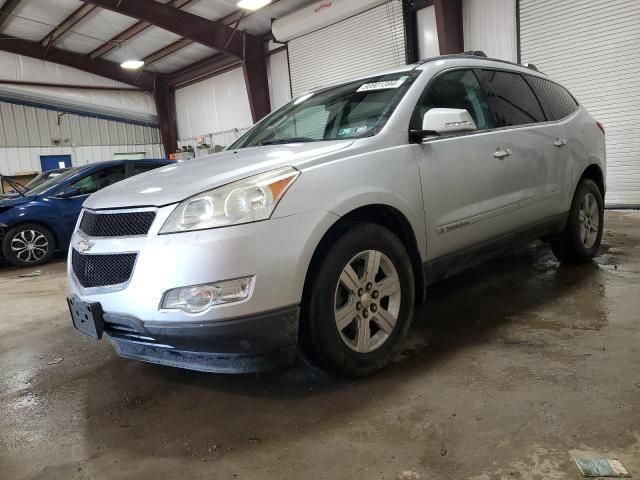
68, 296, 104, 339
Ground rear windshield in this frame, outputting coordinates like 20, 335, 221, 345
230, 71, 419, 149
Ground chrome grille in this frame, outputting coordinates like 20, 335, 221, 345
72, 250, 137, 288
79, 210, 155, 237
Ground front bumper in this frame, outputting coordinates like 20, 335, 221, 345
67, 207, 338, 372
104, 306, 300, 373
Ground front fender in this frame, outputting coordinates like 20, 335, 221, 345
274, 144, 427, 260
0, 203, 66, 249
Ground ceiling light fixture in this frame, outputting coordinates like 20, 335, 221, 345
237, 0, 272, 11
120, 60, 145, 70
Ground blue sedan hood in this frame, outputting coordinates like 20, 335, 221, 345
0, 195, 35, 208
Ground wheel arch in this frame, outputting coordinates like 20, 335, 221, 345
302, 204, 427, 309
580, 164, 605, 199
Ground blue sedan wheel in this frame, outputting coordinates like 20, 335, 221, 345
2, 224, 55, 267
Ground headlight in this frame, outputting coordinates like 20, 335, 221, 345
159, 167, 299, 233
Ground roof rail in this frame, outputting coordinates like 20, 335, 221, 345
523, 63, 539, 71
463, 50, 487, 57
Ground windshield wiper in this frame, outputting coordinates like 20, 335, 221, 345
0, 175, 26, 197
260, 137, 318, 146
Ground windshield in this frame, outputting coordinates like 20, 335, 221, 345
230, 71, 419, 149
27, 167, 79, 196
24, 170, 65, 191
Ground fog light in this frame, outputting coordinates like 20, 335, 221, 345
161, 276, 254, 313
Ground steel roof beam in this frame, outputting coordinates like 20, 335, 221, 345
40, 4, 97, 46
0, 35, 156, 91
88, 0, 192, 60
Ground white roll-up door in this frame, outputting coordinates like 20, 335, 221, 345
519, 0, 640, 207
288, 0, 406, 97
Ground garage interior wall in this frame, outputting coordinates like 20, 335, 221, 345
174, 67, 254, 146
287, 0, 406, 96
416, 5, 440, 59
519, 0, 640, 207
268, 49, 293, 110
0, 100, 163, 175
462, 0, 517, 61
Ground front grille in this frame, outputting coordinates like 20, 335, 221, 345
79, 210, 156, 237
72, 250, 137, 288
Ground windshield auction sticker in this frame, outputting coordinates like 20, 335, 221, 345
356, 76, 408, 92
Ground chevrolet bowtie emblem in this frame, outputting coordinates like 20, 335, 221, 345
77, 240, 95, 253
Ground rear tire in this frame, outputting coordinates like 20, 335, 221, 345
551, 178, 604, 263
300, 223, 415, 378
2, 223, 55, 267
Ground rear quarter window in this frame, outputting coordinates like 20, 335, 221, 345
477, 69, 546, 126
525, 75, 579, 121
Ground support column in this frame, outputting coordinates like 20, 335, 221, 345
242, 34, 271, 123
153, 76, 178, 157
402, 0, 419, 64
433, 0, 464, 54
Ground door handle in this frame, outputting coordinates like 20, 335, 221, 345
493, 148, 512, 159
554, 138, 568, 147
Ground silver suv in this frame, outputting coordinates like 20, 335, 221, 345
67, 54, 606, 377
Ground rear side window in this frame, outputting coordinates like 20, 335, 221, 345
525, 75, 579, 120
132, 163, 163, 175
477, 69, 545, 126
71, 165, 126, 196
412, 69, 493, 130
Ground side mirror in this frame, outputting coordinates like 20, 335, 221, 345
410, 108, 478, 143
55, 186, 81, 199
423, 108, 477, 134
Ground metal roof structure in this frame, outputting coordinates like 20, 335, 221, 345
0, 0, 316, 152
0, 0, 312, 81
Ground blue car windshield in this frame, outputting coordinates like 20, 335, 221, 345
27, 167, 79, 196
229, 71, 419, 149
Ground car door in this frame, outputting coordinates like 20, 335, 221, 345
476, 69, 564, 227
411, 68, 522, 261
524, 74, 579, 213
55, 164, 127, 243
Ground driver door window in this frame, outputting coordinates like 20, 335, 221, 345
71, 165, 126, 196
413, 69, 493, 132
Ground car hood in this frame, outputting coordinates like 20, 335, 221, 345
84, 140, 355, 209
0, 195, 35, 209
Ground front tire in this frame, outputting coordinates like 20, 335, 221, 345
2, 223, 55, 267
300, 223, 415, 378
551, 178, 604, 263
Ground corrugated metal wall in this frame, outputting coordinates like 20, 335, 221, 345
519, 0, 640, 206
0, 100, 163, 174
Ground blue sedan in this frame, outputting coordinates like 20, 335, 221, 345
0, 159, 171, 267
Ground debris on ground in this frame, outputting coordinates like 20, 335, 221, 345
397, 471, 421, 480
47, 357, 64, 365
575, 458, 630, 477
19, 270, 42, 278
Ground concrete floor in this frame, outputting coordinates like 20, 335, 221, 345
1, 211, 639, 480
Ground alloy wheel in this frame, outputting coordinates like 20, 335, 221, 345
578, 192, 599, 248
333, 249, 402, 353
10, 230, 49, 263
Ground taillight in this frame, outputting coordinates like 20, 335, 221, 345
596, 121, 605, 134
